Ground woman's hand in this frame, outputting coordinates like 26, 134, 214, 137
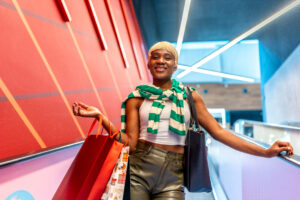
72, 102, 101, 119
265, 140, 293, 157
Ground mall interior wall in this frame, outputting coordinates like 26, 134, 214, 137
0, 0, 149, 161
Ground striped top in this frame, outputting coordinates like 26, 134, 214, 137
139, 99, 190, 145
121, 79, 194, 136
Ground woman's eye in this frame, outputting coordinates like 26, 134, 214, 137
152, 54, 160, 59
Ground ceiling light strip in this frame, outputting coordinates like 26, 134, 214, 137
176, 0, 192, 56
177, 0, 300, 78
178, 65, 255, 82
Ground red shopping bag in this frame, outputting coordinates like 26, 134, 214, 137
53, 117, 124, 200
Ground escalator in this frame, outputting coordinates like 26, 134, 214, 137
1, 121, 299, 200
208, 120, 300, 200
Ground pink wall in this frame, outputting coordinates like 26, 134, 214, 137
0, 144, 81, 199
0, 0, 149, 161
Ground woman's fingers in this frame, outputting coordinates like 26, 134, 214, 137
279, 146, 293, 155
276, 141, 290, 147
289, 144, 294, 154
72, 102, 101, 118
266, 140, 294, 157
78, 102, 89, 109
279, 146, 290, 152
276, 141, 293, 151
72, 102, 83, 116
275, 140, 293, 155
72, 103, 78, 115
286, 143, 294, 155
77, 106, 81, 116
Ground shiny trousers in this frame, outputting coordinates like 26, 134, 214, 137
129, 142, 185, 200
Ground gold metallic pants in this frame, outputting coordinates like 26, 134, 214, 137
129, 142, 185, 200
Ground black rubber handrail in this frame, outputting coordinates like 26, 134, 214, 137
228, 129, 300, 167
235, 119, 300, 131
0, 119, 120, 167
0, 140, 84, 167
1, 129, 299, 168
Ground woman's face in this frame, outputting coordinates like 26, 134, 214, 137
148, 49, 177, 81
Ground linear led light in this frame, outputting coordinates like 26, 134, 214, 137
176, 0, 192, 56
181, 41, 227, 49
177, 0, 300, 78
177, 65, 255, 83
180, 39, 259, 49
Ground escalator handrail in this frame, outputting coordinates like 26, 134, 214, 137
2, 128, 299, 168
0, 140, 84, 167
227, 129, 300, 167
235, 119, 300, 131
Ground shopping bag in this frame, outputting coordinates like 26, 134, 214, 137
53, 117, 125, 200
100, 145, 130, 200
184, 87, 212, 192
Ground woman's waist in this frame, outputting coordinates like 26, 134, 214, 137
139, 126, 187, 146
138, 139, 184, 154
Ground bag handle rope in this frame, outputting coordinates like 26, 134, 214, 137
87, 115, 128, 146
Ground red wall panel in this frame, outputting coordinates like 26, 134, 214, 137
0, 0, 149, 161
0, 98, 42, 159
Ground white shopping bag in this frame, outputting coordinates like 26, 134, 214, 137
101, 146, 130, 200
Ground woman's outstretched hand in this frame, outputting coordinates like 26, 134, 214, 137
265, 140, 293, 157
72, 102, 101, 119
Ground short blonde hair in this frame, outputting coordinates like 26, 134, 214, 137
148, 41, 178, 65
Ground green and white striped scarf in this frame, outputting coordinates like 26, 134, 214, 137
121, 79, 194, 136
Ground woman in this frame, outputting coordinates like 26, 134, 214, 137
73, 41, 293, 200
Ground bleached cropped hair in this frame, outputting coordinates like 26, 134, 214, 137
148, 41, 178, 65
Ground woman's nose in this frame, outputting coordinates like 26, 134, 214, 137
158, 56, 165, 63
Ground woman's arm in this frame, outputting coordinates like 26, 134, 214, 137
72, 102, 126, 143
72, 99, 141, 151
124, 98, 142, 152
191, 91, 293, 157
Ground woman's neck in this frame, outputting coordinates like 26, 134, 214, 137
153, 79, 172, 90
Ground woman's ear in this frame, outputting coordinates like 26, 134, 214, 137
172, 65, 178, 72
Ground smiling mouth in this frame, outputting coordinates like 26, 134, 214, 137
154, 66, 167, 72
